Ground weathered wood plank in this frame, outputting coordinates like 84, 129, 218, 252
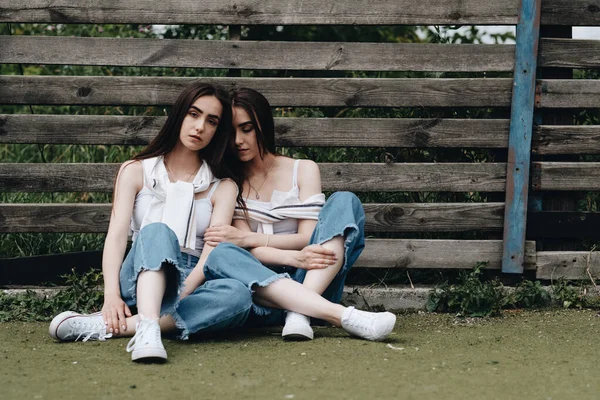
536, 251, 600, 280
539, 39, 600, 69
0, 238, 537, 285
532, 125, 600, 155
6, 36, 598, 71
532, 162, 600, 191
0, 114, 511, 148
0, 0, 519, 25
0, 203, 505, 233
2, 0, 594, 25
0, 76, 514, 108
0, 163, 508, 192
0, 36, 516, 72
537, 80, 600, 109
541, 0, 600, 26
0, 204, 111, 233
355, 239, 537, 269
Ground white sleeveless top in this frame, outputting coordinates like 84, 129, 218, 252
130, 165, 221, 257
234, 160, 325, 235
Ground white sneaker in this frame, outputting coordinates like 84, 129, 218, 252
341, 306, 396, 341
49, 311, 112, 342
282, 312, 314, 341
126, 316, 167, 362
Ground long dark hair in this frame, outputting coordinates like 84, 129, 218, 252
230, 88, 276, 159
123, 82, 245, 210
135, 82, 233, 177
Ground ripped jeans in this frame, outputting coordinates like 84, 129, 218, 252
119, 222, 253, 340
204, 191, 366, 327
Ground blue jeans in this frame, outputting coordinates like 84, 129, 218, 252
119, 222, 253, 340
204, 191, 366, 327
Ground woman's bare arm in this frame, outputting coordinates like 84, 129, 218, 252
180, 179, 238, 298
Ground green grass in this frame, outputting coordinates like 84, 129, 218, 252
2, 309, 599, 400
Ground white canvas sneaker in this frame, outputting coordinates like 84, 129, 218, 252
282, 311, 314, 340
341, 306, 396, 341
49, 311, 112, 342
126, 316, 167, 362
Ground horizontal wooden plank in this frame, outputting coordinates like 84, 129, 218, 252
0, 76, 513, 108
532, 125, 600, 155
0, 163, 508, 192
6, 37, 599, 71
0, 114, 511, 148
541, 0, 600, 26
527, 211, 600, 240
363, 202, 505, 232
0, 0, 520, 25
0, 36, 516, 72
539, 39, 600, 69
537, 80, 600, 109
0, 202, 505, 233
0, 238, 536, 284
355, 239, 536, 269
536, 251, 600, 280
532, 162, 600, 191
0, 204, 111, 233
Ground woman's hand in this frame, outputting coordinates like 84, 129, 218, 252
204, 224, 248, 247
102, 293, 132, 335
293, 244, 338, 270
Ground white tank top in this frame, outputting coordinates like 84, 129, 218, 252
130, 169, 221, 256
246, 160, 301, 235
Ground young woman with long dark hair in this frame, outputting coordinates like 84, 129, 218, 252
203, 88, 396, 341
49, 82, 253, 362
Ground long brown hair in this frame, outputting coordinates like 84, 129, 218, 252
230, 87, 276, 160
119, 82, 245, 211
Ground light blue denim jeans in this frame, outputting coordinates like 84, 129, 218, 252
119, 222, 253, 340
204, 191, 366, 327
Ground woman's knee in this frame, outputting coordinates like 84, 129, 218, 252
325, 192, 365, 221
204, 242, 242, 277
214, 279, 253, 310
138, 222, 177, 241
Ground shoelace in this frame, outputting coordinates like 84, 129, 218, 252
70, 320, 112, 342
126, 319, 158, 353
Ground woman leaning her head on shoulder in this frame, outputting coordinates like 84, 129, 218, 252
203, 88, 397, 342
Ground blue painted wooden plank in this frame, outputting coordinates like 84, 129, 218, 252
502, 0, 542, 274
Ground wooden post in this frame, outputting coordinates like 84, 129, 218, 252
501, 0, 541, 274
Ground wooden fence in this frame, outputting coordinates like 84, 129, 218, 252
0, 0, 599, 285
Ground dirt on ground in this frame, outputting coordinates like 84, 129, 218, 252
1, 309, 599, 400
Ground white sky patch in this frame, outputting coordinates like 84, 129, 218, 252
418, 26, 600, 44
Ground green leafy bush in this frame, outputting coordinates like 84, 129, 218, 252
0, 269, 103, 322
426, 263, 508, 317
